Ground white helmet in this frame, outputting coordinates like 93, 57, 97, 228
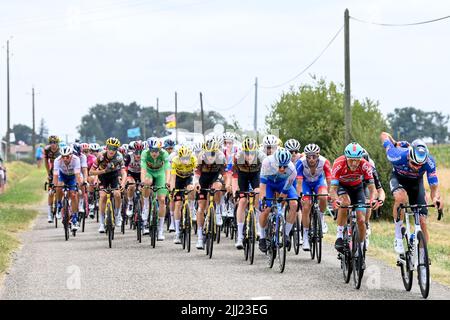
60, 146, 73, 157
304, 143, 321, 155
284, 139, 301, 152
263, 134, 278, 146
223, 132, 235, 142
213, 134, 224, 146
192, 141, 203, 153
89, 143, 101, 152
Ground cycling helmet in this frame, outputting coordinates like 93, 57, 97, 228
178, 145, 192, 158
409, 139, 428, 165
164, 139, 176, 149
80, 143, 90, 152
192, 141, 203, 153
274, 147, 292, 166
242, 137, 258, 152
60, 146, 73, 157
362, 148, 369, 161
277, 138, 283, 147
263, 134, 278, 146
203, 138, 220, 152
223, 132, 235, 142
48, 135, 60, 144
89, 143, 101, 152
344, 142, 364, 159
106, 137, 121, 148
147, 137, 161, 150
133, 141, 144, 154
72, 143, 81, 155
59, 142, 67, 148
212, 135, 224, 146
284, 139, 301, 152
118, 146, 126, 155
304, 143, 321, 155
122, 144, 129, 152
142, 141, 149, 150
128, 141, 136, 151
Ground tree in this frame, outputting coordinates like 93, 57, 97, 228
11, 124, 33, 145
387, 107, 449, 144
38, 118, 49, 144
266, 77, 392, 216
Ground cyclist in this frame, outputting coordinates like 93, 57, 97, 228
262, 134, 279, 156
191, 141, 203, 222
44, 135, 61, 222
284, 139, 302, 165
361, 148, 385, 248
195, 138, 226, 249
140, 137, 171, 240
89, 137, 127, 233
87, 143, 101, 214
222, 132, 239, 218
380, 132, 443, 254
52, 146, 82, 230
258, 148, 298, 253
72, 143, 89, 216
124, 140, 144, 217
330, 142, 376, 255
164, 138, 177, 232
169, 145, 198, 244
233, 137, 266, 249
296, 143, 331, 251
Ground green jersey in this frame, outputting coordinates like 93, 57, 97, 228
141, 149, 170, 174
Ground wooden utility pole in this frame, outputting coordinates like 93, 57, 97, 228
156, 98, 159, 136
254, 77, 258, 132
344, 9, 352, 145
175, 92, 178, 142
6, 40, 11, 156
32, 87, 36, 160
200, 92, 204, 137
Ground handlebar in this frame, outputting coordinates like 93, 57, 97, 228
397, 203, 443, 221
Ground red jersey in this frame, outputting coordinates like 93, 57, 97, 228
331, 155, 373, 187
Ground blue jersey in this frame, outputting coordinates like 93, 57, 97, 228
260, 155, 297, 192
383, 140, 438, 185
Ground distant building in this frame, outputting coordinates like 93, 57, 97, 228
10, 144, 33, 160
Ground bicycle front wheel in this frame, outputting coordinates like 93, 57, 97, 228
293, 217, 300, 255
352, 226, 364, 289
316, 211, 323, 264
277, 214, 287, 273
63, 199, 70, 241
249, 211, 256, 265
417, 231, 430, 299
208, 208, 215, 259
400, 231, 413, 291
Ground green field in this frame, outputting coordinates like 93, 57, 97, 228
0, 162, 45, 273
429, 144, 450, 168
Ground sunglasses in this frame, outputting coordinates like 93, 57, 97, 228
290, 150, 298, 154
306, 155, 318, 159
150, 148, 160, 153
278, 165, 288, 169
206, 152, 216, 157
180, 156, 190, 161
244, 151, 256, 156
50, 141, 58, 145
62, 155, 71, 159
107, 145, 118, 151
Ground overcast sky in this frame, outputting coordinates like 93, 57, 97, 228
0, 0, 449, 142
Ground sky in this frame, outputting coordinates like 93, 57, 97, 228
0, 0, 449, 143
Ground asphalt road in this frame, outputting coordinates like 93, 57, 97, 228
1, 207, 450, 300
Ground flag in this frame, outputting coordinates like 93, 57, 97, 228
165, 114, 176, 122
165, 121, 176, 129
127, 127, 141, 138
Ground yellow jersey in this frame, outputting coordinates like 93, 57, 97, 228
171, 155, 197, 178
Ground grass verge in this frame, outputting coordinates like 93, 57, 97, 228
0, 162, 46, 273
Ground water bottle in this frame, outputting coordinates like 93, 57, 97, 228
410, 233, 415, 245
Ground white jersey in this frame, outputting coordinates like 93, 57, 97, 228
260, 155, 297, 191
296, 155, 331, 183
79, 153, 88, 169
54, 155, 81, 176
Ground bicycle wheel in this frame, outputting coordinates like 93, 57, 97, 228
53, 200, 58, 229
341, 226, 352, 284
208, 207, 215, 259
121, 199, 126, 235
135, 200, 142, 243
165, 201, 171, 231
316, 211, 323, 264
267, 216, 276, 269
249, 211, 256, 265
81, 197, 87, 233
352, 226, 364, 289
293, 217, 300, 255
417, 231, 430, 299
185, 205, 191, 253
277, 214, 287, 273
243, 218, 249, 261
400, 231, 413, 291
63, 198, 70, 241
310, 211, 316, 260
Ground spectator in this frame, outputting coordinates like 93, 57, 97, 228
36, 144, 44, 168
0, 156, 6, 194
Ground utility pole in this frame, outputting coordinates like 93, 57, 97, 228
254, 77, 258, 132
156, 98, 159, 136
344, 8, 352, 145
200, 92, 204, 137
174, 92, 178, 142
6, 40, 11, 156
32, 87, 36, 161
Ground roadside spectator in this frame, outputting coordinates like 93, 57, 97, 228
0, 156, 6, 194
36, 144, 44, 168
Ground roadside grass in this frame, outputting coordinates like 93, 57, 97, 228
0, 162, 45, 273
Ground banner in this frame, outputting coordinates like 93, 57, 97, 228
127, 127, 141, 138
165, 121, 176, 129
165, 114, 176, 122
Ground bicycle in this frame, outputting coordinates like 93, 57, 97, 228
240, 191, 259, 265
199, 188, 227, 259
79, 182, 89, 233
172, 188, 195, 252
52, 184, 79, 240
126, 182, 144, 243
222, 191, 236, 238
396, 203, 443, 299
301, 193, 329, 263
335, 203, 372, 289
100, 186, 120, 248
262, 196, 299, 273
147, 185, 168, 248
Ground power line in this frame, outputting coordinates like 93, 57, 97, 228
204, 86, 254, 112
350, 14, 450, 27
260, 24, 344, 89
